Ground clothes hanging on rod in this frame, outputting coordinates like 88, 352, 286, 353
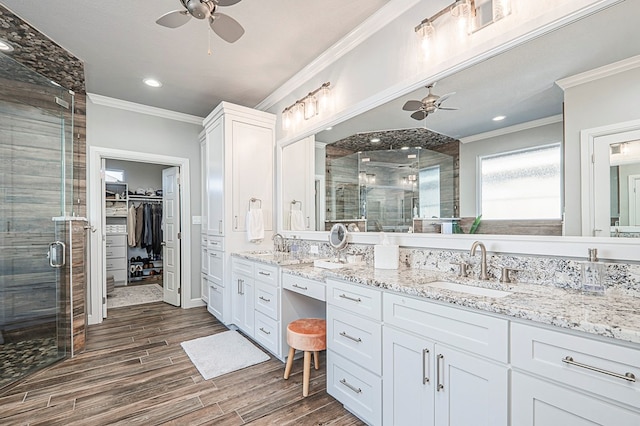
128, 201, 163, 256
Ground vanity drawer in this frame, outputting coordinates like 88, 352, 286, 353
232, 257, 254, 276
254, 263, 278, 286
201, 247, 209, 274
327, 350, 382, 426
254, 310, 279, 356
282, 274, 325, 301
384, 292, 508, 363
327, 279, 382, 321
105, 245, 126, 259
208, 251, 224, 282
208, 278, 224, 320
207, 237, 224, 251
511, 322, 640, 409
255, 281, 279, 320
327, 305, 382, 375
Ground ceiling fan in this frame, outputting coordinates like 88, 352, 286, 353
156, 0, 245, 43
402, 83, 458, 120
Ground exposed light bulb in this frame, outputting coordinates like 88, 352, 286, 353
282, 108, 292, 131
416, 20, 435, 58
304, 94, 317, 119
318, 84, 331, 110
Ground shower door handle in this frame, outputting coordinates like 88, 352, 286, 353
48, 241, 66, 268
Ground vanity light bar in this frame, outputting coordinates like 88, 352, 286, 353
282, 82, 331, 131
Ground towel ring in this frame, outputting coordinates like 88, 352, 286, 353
249, 197, 262, 210
291, 200, 302, 210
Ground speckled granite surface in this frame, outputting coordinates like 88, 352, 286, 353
235, 251, 640, 346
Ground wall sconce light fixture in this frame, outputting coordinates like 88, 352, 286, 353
282, 82, 331, 131
415, 0, 510, 57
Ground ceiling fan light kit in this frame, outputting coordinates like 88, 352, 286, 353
156, 0, 245, 44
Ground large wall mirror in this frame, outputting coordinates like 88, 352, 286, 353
280, 0, 640, 238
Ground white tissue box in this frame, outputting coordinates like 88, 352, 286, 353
374, 244, 399, 269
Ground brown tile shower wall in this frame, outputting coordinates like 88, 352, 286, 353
1, 5, 87, 355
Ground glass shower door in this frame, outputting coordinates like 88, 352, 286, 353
0, 52, 74, 389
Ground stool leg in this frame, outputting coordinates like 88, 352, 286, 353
284, 347, 295, 380
303, 351, 311, 397
313, 351, 320, 370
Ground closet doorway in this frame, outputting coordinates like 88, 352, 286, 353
88, 147, 192, 325
103, 159, 181, 311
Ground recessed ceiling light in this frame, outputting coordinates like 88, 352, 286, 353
143, 78, 163, 88
0, 39, 15, 52
492, 115, 506, 121
370, 137, 381, 143
325, 126, 333, 131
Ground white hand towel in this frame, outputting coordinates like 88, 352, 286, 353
246, 209, 264, 243
290, 210, 306, 231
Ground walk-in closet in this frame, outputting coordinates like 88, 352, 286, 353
103, 159, 179, 309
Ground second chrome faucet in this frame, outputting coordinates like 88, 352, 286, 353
470, 240, 490, 280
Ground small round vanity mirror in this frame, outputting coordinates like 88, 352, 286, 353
328, 223, 349, 251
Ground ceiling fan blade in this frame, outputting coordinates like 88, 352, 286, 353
437, 106, 459, 111
210, 13, 245, 43
410, 110, 428, 120
215, 0, 243, 6
435, 92, 456, 106
156, 10, 191, 28
402, 100, 423, 111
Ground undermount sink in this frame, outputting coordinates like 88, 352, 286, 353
424, 281, 511, 298
313, 259, 347, 269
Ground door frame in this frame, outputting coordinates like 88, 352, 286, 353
88, 146, 192, 325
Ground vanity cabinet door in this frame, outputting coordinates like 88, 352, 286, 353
383, 326, 435, 426
231, 120, 273, 232
231, 270, 254, 338
205, 119, 224, 236
434, 346, 508, 426
512, 371, 640, 426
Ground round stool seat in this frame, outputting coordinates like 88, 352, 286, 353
283, 318, 327, 397
286, 318, 326, 351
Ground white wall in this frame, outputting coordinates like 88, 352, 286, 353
459, 121, 563, 217
87, 99, 204, 306
563, 67, 640, 235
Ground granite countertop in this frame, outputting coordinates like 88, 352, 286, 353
235, 251, 640, 346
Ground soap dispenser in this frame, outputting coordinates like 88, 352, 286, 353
581, 248, 605, 295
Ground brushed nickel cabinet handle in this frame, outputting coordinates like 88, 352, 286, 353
339, 331, 362, 343
259, 327, 270, 335
436, 354, 444, 391
258, 271, 271, 276
423, 348, 430, 384
562, 356, 636, 382
259, 296, 271, 302
339, 294, 362, 303
292, 284, 308, 290
339, 378, 362, 394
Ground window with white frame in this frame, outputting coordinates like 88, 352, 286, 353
479, 143, 562, 220
419, 165, 441, 218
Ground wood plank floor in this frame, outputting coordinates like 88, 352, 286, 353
0, 303, 364, 425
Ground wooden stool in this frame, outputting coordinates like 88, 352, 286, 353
283, 318, 327, 397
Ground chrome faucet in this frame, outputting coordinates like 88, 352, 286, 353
470, 241, 490, 280
272, 233, 284, 252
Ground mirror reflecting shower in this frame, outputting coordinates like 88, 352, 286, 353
0, 52, 75, 389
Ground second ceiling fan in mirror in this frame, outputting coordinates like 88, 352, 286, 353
156, 0, 245, 43
402, 82, 459, 120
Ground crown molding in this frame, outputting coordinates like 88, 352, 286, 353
254, 0, 421, 112
556, 54, 640, 90
460, 115, 563, 144
87, 93, 204, 125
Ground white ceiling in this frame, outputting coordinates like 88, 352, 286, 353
1, 0, 389, 117
316, 0, 640, 144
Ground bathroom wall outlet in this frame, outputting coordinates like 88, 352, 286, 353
309, 245, 319, 254
192, 216, 202, 225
